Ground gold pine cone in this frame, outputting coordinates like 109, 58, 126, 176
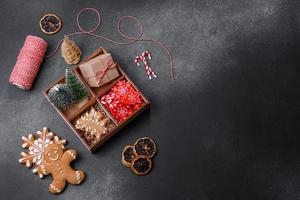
61, 36, 81, 65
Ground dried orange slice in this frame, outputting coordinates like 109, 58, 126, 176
39, 14, 62, 35
133, 137, 156, 158
131, 156, 152, 175
121, 145, 135, 167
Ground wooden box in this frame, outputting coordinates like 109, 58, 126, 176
43, 48, 150, 152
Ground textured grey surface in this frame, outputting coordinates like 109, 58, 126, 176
0, 0, 300, 199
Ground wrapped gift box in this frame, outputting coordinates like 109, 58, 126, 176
43, 48, 150, 152
79, 53, 120, 87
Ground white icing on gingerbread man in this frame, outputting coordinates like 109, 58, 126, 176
33, 143, 85, 193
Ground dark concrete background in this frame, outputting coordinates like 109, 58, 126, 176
0, 0, 299, 199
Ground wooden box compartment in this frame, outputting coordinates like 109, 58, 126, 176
43, 48, 150, 152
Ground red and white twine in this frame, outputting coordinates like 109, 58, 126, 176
47, 8, 174, 80
9, 35, 48, 90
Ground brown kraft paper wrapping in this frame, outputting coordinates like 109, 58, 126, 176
79, 53, 119, 87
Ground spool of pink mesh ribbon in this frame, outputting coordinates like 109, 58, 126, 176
9, 35, 48, 90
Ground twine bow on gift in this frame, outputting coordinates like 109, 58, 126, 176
95, 65, 110, 84
82, 62, 116, 85
134, 51, 157, 80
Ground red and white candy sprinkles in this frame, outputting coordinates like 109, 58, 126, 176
9, 35, 48, 90
134, 51, 157, 80
101, 80, 143, 123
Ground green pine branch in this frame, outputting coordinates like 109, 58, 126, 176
66, 66, 88, 102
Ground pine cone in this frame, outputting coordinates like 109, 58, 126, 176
61, 36, 81, 65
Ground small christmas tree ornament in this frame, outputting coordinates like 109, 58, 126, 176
61, 36, 81, 64
66, 66, 88, 102
48, 83, 76, 110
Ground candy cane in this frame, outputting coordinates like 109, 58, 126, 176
134, 51, 157, 80
142, 51, 156, 78
135, 55, 151, 79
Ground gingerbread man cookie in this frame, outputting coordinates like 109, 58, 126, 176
19, 127, 85, 194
